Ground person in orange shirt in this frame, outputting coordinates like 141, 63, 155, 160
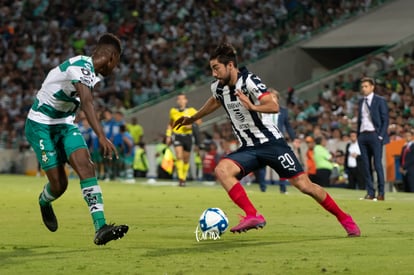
305, 136, 317, 183
400, 129, 414, 192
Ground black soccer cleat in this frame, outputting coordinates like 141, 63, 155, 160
94, 223, 129, 245
39, 200, 58, 232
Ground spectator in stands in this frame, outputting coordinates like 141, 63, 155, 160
170, 65, 188, 88
101, 109, 116, 180
127, 117, 144, 144
357, 77, 389, 200
113, 124, 135, 182
202, 141, 220, 182
155, 136, 174, 180
342, 73, 359, 92
314, 135, 334, 187
327, 127, 342, 154
344, 130, 364, 190
360, 55, 380, 77
133, 142, 149, 179
321, 84, 333, 101
399, 129, 414, 192
305, 136, 318, 183
112, 111, 126, 138
395, 53, 412, 68
158, 66, 175, 95
379, 51, 395, 71
330, 150, 348, 188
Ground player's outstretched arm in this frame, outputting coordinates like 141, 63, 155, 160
235, 89, 279, 113
173, 96, 221, 130
76, 82, 118, 159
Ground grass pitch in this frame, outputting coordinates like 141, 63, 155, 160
0, 174, 413, 275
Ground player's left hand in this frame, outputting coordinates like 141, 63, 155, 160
235, 89, 254, 110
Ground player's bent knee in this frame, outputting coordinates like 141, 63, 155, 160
46, 167, 68, 196
214, 166, 226, 181
214, 160, 239, 181
49, 179, 68, 196
74, 161, 96, 178
290, 175, 314, 195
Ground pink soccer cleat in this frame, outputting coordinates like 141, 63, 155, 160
230, 214, 266, 233
340, 215, 361, 237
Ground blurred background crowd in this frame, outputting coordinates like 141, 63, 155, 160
1, 0, 413, 191
0, 0, 384, 149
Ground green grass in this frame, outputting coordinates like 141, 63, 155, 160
0, 174, 413, 275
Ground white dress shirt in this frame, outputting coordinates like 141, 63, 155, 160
347, 141, 361, 168
360, 92, 375, 132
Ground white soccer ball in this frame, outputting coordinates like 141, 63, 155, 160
198, 207, 229, 235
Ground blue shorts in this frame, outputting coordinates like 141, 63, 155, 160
225, 139, 304, 179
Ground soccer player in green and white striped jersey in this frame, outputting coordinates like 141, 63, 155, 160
25, 33, 128, 245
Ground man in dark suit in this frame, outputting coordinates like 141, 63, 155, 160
357, 77, 389, 200
399, 129, 414, 192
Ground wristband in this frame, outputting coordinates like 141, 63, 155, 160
166, 128, 172, 137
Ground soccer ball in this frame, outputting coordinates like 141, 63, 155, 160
198, 207, 229, 236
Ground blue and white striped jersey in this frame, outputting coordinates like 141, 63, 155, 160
211, 67, 283, 148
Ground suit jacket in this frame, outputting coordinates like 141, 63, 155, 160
400, 143, 414, 170
357, 94, 389, 144
277, 106, 296, 140
344, 143, 351, 170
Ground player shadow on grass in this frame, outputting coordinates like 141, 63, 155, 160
142, 236, 350, 257
0, 245, 90, 266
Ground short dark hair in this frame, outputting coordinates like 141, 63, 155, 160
360, 77, 375, 86
210, 43, 238, 67
314, 136, 323, 145
97, 33, 122, 54
335, 150, 345, 157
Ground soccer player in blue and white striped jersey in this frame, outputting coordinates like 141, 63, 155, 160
174, 43, 360, 237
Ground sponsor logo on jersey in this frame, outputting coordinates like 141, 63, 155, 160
234, 109, 245, 122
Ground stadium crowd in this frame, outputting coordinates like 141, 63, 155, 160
1, 0, 383, 150
2, 0, 413, 191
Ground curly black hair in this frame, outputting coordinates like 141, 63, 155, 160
97, 33, 122, 54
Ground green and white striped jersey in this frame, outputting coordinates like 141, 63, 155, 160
28, 55, 102, 125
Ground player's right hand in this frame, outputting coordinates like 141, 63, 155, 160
99, 136, 119, 159
173, 116, 194, 130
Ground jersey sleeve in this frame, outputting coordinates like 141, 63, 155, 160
246, 73, 268, 99
211, 80, 220, 100
67, 64, 96, 89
